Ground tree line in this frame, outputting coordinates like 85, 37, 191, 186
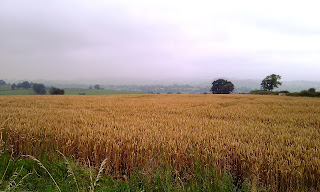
11, 81, 33, 90
210, 74, 317, 96
248, 74, 319, 97
3, 80, 65, 95
2, 77, 317, 96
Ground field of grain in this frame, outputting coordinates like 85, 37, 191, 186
1, 95, 319, 190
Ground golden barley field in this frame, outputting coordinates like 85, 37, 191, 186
1, 94, 320, 190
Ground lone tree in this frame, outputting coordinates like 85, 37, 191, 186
94, 84, 100, 89
308, 88, 316, 93
21, 81, 31, 89
0, 80, 6, 85
261, 74, 282, 91
49, 86, 65, 95
33, 83, 47, 95
210, 79, 234, 94
17, 83, 23, 89
11, 83, 17, 90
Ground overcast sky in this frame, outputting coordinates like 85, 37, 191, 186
1, 0, 320, 82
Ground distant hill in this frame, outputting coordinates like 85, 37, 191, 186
273, 81, 320, 92
0, 86, 145, 95
2, 79, 320, 94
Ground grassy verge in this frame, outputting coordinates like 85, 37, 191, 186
0, 85, 11, 91
250, 90, 320, 97
0, 89, 36, 95
63, 89, 146, 95
0, 147, 252, 191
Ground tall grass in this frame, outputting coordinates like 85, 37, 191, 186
0, 147, 244, 191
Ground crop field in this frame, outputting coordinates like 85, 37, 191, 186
1, 95, 319, 190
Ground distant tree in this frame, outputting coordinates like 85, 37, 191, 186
33, 83, 47, 95
17, 83, 22, 89
210, 79, 234, 94
0, 80, 6, 85
308, 88, 316, 93
30, 82, 34, 88
94, 84, 100, 89
299, 90, 314, 97
176, 92, 181, 94
261, 74, 282, 91
49, 86, 65, 95
89, 86, 93, 89
21, 81, 31, 89
167, 92, 173, 94
11, 83, 17, 90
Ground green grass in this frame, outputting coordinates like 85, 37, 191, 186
0, 150, 249, 192
0, 85, 36, 95
64, 88, 146, 95
0, 88, 146, 95
0, 85, 11, 91
0, 89, 35, 95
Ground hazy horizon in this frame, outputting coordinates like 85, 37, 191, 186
1, 0, 320, 82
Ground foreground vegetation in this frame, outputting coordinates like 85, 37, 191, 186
1, 95, 320, 191
0, 148, 244, 191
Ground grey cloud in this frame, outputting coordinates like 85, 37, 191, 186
1, 0, 320, 82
